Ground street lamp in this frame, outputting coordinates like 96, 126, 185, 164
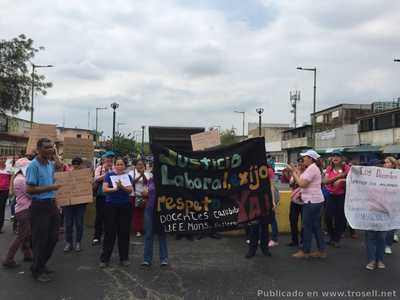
141, 125, 146, 156
297, 66, 317, 147
95, 107, 107, 146
256, 108, 264, 137
234, 111, 245, 136
110, 102, 119, 151
31, 63, 54, 127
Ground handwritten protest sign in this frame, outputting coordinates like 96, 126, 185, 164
345, 166, 400, 231
151, 137, 273, 234
191, 130, 221, 151
63, 137, 94, 160
26, 123, 57, 153
55, 168, 93, 207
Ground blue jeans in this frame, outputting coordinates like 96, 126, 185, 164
385, 230, 395, 247
143, 209, 168, 263
365, 231, 385, 262
269, 212, 279, 242
64, 204, 86, 244
302, 202, 325, 253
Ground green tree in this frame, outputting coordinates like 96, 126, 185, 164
113, 133, 140, 156
0, 34, 52, 114
220, 128, 237, 145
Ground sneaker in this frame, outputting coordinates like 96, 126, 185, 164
366, 261, 376, 270
92, 238, 101, 246
385, 246, 392, 255
136, 232, 142, 237
141, 261, 151, 267
99, 262, 109, 269
292, 250, 309, 259
35, 273, 52, 283
377, 261, 386, 269
75, 243, 82, 252
245, 239, 250, 245
393, 233, 399, 243
268, 240, 279, 247
63, 243, 72, 252
309, 251, 327, 259
2, 260, 19, 269
160, 260, 169, 267
120, 260, 130, 267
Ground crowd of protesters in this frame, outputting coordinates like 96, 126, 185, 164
0, 138, 399, 284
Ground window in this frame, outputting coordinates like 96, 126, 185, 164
375, 114, 393, 130
77, 134, 82, 138
395, 113, 400, 127
332, 110, 339, 119
316, 115, 323, 123
359, 119, 373, 132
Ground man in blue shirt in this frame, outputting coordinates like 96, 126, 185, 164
26, 138, 62, 283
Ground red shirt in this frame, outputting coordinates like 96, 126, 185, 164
0, 169, 11, 191
324, 164, 351, 195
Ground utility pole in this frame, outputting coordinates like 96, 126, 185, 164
290, 91, 301, 128
95, 107, 107, 147
234, 111, 245, 136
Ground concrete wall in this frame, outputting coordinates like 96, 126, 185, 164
282, 137, 311, 149
315, 124, 359, 149
360, 128, 400, 145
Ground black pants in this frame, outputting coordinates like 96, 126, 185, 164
100, 202, 132, 263
289, 202, 303, 245
0, 190, 8, 231
30, 200, 60, 278
94, 196, 106, 240
325, 194, 346, 243
248, 219, 269, 255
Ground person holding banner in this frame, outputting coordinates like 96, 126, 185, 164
99, 158, 133, 268
141, 177, 168, 267
287, 150, 326, 259
383, 157, 397, 256
245, 165, 275, 258
322, 150, 350, 248
2, 158, 32, 268
26, 138, 63, 282
63, 157, 87, 253
92, 152, 115, 246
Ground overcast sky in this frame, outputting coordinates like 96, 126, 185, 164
1, 0, 400, 138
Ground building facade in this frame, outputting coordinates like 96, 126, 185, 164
281, 125, 313, 163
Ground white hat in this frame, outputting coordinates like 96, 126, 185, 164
300, 149, 320, 160
15, 158, 30, 176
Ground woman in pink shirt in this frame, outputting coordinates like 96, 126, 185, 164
0, 158, 12, 233
3, 158, 33, 268
323, 150, 350, 248
287, 150, 326, 259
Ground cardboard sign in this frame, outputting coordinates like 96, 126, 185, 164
26, 123, 57, 153
191, 130, 221, 151
345, 166, 400, 231
63, 137, 94, 160
55, 168, 93, 207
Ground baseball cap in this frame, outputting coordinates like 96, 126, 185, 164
331, 149, 342, 156
102, 151, 115, 158
300, 149, 320, 160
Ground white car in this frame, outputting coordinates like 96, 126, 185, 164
274, 162, 287, 179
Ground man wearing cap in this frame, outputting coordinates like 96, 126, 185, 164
25, 138, 63, 282
287, 149, 327, 259
92, 151, 115, 246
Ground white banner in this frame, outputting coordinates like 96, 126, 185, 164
345, 166, 400, 231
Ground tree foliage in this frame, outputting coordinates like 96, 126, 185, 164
220, 128, 237, 146
0, 34, 53, 114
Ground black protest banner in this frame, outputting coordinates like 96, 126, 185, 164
151, 137, 273, 234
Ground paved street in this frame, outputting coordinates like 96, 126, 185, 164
0, 210, 399, 300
